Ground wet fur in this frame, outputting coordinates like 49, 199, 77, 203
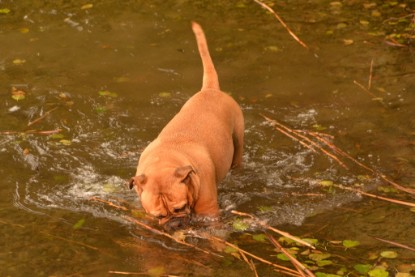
129, 22, 244, 229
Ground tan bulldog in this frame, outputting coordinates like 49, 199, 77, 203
129, 22, 244, 230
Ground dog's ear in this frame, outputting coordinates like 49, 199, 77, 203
129, 174, 147, 190
174, 165, 194, 183
175, 165, 200, 208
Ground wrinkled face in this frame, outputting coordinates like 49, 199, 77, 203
129, 165, 199, 231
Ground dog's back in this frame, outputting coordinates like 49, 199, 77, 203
134, 22, 244, 221
155, 22, 244, 180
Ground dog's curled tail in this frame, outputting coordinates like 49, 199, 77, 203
192, 21, 220, 91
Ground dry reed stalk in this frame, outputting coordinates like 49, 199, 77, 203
334, 184, 415, 208
239, 250, 259, 277
108, 271, 147, 275
353, 80, 378, 98
231, 210, 315, 249
1, 128, 62, 135
123, 216, 222, 258
253, 0, 309, 49
267, 234, 315, 277
27, 106, 59, 126
261, 115, 348, 169
372, 237, 415, 252
90, 196, 129, 211
368, 59, 374, 90
41, 231, 101, 252
379, 175, 415, 195
310, 132, 415, 196
208, 236, 301, 277
263, 115, 415, 197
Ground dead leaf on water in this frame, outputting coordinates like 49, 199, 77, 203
98, 90, 118, 98
59, 139, 72, 146
158, 92, 171, 98
12, 59, 26, 65
380, 250, 398, 259
343, 39, 354, 45
265, 45, 281, 52
81, 3, 93, 10
19, 28, 29, 34
11, 87, 25, 101
172, 230, 186, 242
360, 20, 370, 26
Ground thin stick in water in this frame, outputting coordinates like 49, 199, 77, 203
253, 0, 309, 49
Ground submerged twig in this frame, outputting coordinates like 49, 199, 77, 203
108, 271, 147, 275
0, 128, 62, 135
90, 196, 129, 211
232, 210, 315, 249
41, 231, 101, 252
27, 106, 59, 127
372, 237, 415, 252
353, 80, 378, 98
262, 114, 415, 199
253, 0, 309, 49
267, 234, 315, 277
261, 114, 348, 170
123, 216, 222, 258
334, 184, 415, 208
368, 59, 374, 90
239, 250, 259, 277
208, 236, 301, 276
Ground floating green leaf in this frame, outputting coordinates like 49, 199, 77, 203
19, 27, 29, 34
309, 253, 331, 261
103, 183, 116, 193
131, 209, 146, 218
59, 139, 72, 146
0, 8, 11, 14
73, 218, 85, 229
158, 92, 171, 98
50, 133, 65, 139
276, 253, 291, 261
312, 124, 326, 131
380, 250, 398, 259
343, 239, 360, 248
354, 264, 372, 274
278, 236, 296, 245
317, 260, 333, 267
232, 218, 249, 231
258, 205, 273, 212
147, 266, 165, 277
252, 233, 267, 243
98, 90, 118, 98
302, 238, 319, 246
368, 268, 389, 277
95, 106, 107, 114
377, 186, 397, 193
265, 45, 281, 52
319, 180, 333, 187
223, 245, 238, 254
315, 272, 341, 277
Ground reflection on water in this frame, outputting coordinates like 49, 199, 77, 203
1, 0, 415, 276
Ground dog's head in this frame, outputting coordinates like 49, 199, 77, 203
129, 165, 200, 231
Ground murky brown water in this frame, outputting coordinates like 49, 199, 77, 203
1, 1, 414, 276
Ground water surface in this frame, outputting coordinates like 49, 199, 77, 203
1, 1, 414, 276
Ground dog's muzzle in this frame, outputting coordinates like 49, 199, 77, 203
161, 214, 191, 232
